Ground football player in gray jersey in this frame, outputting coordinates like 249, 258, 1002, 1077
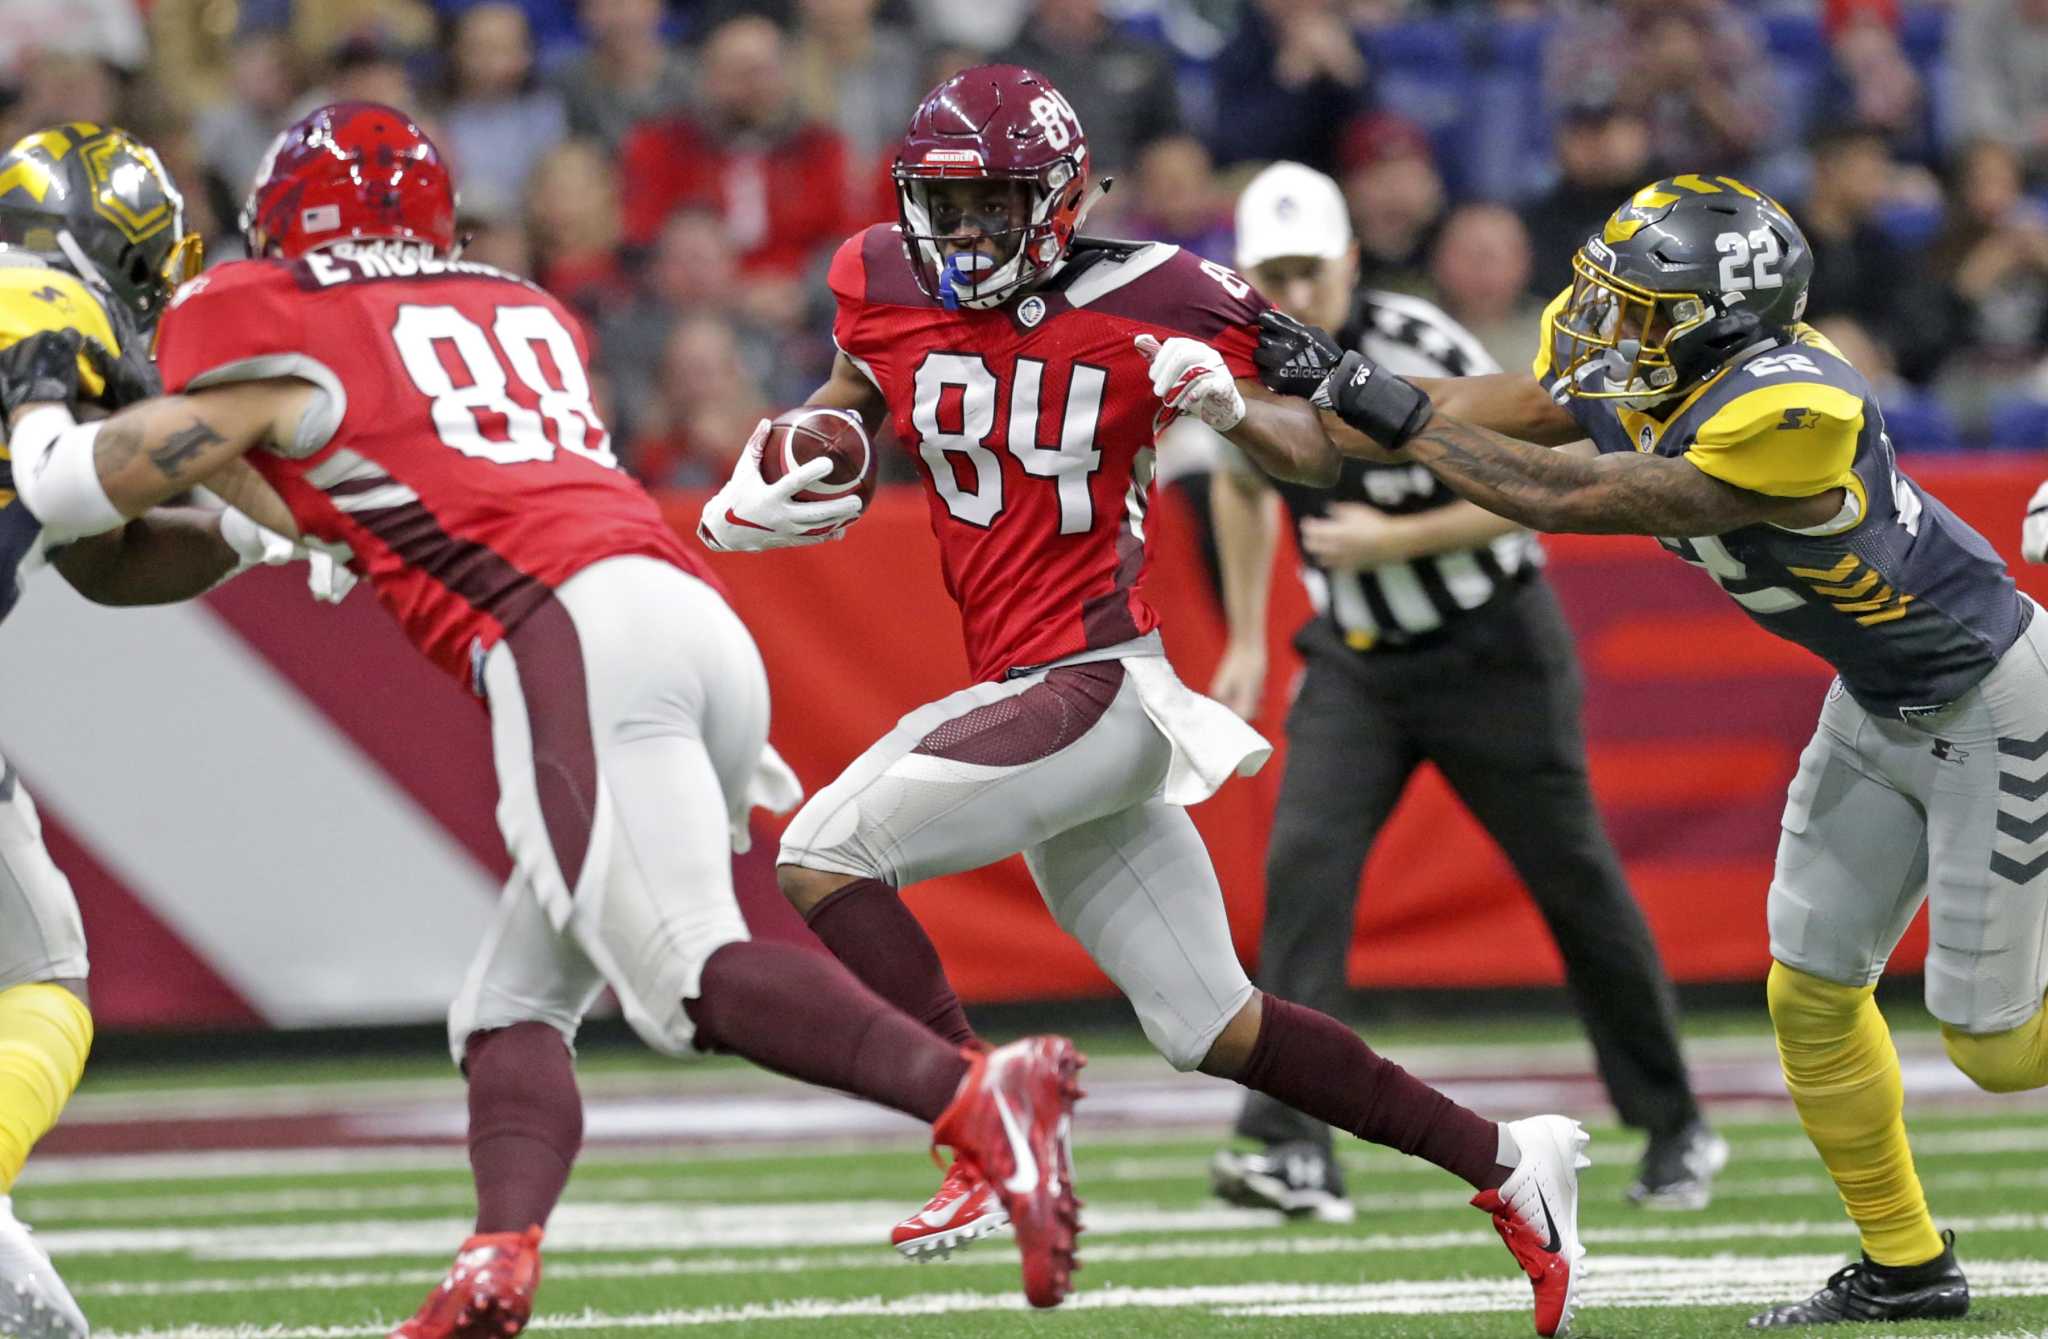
1254, 174, 2043, 1329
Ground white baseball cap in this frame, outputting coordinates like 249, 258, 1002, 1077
1234, 161, 1354, 272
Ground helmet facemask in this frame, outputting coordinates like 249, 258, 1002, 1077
894, 154, 1088, 310
1550, 250, 1717, 409
0, 127, 204, 336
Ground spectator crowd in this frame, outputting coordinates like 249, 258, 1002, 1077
6, 0, 2048, 483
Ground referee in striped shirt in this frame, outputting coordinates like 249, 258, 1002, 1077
1208, 162, 1722, 1218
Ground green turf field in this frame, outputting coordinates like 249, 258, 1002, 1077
22, 1015, 2048, 1338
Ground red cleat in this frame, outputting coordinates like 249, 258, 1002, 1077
931, 1035, 1085, 1308
892, 1158, 1009, 1261
1472, 1115, 1591, 1338
388, 1225, 542, 1339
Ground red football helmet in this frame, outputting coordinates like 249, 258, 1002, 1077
241, 102, 457, 260
892, 65, 1092, 310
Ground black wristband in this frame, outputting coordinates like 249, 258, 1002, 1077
1314, 351, 1437, 448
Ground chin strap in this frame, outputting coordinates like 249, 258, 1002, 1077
51, 231, 119, 312
1073, 177, 1113, 233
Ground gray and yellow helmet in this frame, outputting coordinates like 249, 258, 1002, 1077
1551, 174, 1813, 404
0, 123, 204, 332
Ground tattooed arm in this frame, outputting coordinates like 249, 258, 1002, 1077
80, 380, 317, 516
1402, 414, 1844, 537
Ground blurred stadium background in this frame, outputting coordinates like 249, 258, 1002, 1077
5, 0, 2048, 1334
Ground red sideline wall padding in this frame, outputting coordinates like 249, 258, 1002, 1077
671, 454, 2048, 1003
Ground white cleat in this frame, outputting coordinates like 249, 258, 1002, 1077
0, 1196, 87, 1339
1472, 1115, 1590, 1338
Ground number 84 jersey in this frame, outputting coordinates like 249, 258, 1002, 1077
1537, 315, 2027, 717
831, 224, 1268, 683
155, 247, 706, 686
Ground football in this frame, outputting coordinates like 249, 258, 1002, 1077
758, 407, 877, 508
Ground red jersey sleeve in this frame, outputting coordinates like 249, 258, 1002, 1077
155, 261, 350, 460
156, 263, 310, 394
827, 228, 869, 353
1081, 246, 1269, 380
827, 223, 919, 371
1158, 252, 1269, 379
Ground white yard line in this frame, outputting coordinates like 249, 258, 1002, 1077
89, 1257, 2048, 1339
30, 1117, 2048, 1196
70, 1215, 2048, 1300
30, 1159, 2048, 1229
47, 1199, 2048, 1271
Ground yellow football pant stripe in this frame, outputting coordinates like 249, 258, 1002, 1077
1767, 962, 1944, 1267
1943, 991, 2048, 1094
0, 982, 93, 1192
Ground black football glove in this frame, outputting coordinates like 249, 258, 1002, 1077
0, 328, 89, 429
81, 333, 160, 410
1314, 349, 1436, 450
1253, 309, 1346, 400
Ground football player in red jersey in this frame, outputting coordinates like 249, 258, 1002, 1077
0, 103, 1088, 1334
697, 65, 1593, 1338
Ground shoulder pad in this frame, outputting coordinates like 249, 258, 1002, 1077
829, 223, 927, 310
1685, 374, 1865, 498
0, 262, 120, 398
1063, 236, 1153, 267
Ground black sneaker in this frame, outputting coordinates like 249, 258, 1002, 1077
1748, 1230, 1969, 1328
1627, 1119, 1729, 1210
1210, 1140, 1355, 1223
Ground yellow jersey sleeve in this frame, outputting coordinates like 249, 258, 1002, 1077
0, 265, 118, 399
1531, 285, 1572, 382
1682, 380, 1864, 498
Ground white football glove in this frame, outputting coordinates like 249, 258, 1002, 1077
2025, 479, 2048, 565
697, 418, 864, 553
1135, 334, 1246, 435
219, 506, 358, 604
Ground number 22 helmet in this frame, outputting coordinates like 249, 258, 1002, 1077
892, 64, 1096, 311
1551, 175, 1813, 406
0, 122, 203, 330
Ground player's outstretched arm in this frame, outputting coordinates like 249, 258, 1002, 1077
1230, 380, 1342, 486
1134, 334, 1339, 484
1252, 311, 1582, 457
6, 360, 314, 541
1402, 414, 1836, 537
79, 381, 312, 517
1405, 372, 1582, 447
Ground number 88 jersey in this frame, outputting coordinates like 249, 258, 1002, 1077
830, 223, 1267, 683
156, 246, 706, 686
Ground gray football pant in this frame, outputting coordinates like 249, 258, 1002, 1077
0, 752, 88, 991
1769, 601, 2048, 1035
779, 650, 1256, 1071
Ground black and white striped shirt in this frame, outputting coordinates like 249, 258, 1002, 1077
1267, 290, 1544, 650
